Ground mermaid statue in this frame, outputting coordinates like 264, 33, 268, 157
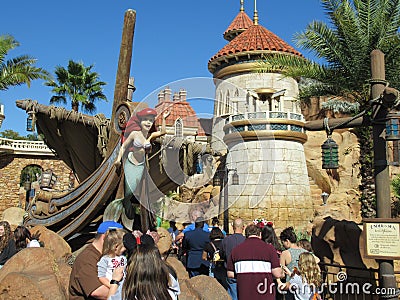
104, 107, 169, 228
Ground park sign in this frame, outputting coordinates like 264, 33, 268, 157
363, 218, 400, 259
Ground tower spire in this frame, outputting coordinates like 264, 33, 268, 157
253, 0, 258, 25
240, 0, 244, 12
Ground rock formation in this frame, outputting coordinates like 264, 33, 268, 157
0, 225, 229, 299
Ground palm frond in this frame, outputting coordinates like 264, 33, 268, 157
49, 95, 67, 105
0, 35, 18, 63
0, 35, 49, 91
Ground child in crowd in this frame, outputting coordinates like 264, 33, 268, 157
298, 238, 320, 264
277, 252, 322, 300
168, 220, 180, 253
14, 225, 41, 252
297, 239, 312, 252
97, 228, 127, 290
108, 236, 181, 300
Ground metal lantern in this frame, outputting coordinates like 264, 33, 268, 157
231, 169, 239, 185
385, 110, 400, 141
321, 136, 339, 169
26, 111, 36, 132
321, 192, 329, 205
39, 169, 57, 189
213, 172, 221, 186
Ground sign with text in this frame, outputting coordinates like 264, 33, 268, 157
363, 218, 400, 259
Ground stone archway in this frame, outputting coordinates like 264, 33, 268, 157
20, 164, 43, 210
0, 154, 73, 217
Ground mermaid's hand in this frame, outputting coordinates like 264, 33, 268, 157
163, 110, 170, 119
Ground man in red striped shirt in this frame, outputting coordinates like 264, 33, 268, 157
227, 224, 283, 300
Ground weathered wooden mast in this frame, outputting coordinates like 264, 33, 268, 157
106, 9, 154, 232
107, 9, 136, 156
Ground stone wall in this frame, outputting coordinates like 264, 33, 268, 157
0, 154, 73, 216
227, 139, 313, 231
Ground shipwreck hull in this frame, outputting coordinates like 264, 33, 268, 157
24, 142, 121, 238
17, 98, 187, 240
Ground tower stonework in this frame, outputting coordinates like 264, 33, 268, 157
208, 6, 313, 230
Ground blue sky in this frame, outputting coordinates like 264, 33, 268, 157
0, 0, 325, 135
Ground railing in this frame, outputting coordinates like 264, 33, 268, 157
0, 137, 55, 156
224, 111, 306, 135
226, 111, 305, 124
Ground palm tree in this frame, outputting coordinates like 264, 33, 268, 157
0, 35, 49, 91
259, 0, 400, 217
45, 60, 107, 113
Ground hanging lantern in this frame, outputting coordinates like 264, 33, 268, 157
321, 136, 339, 169
231, 169, 239, 185
385, 110, 400, 141
321, 192, 329, 205
26, 111, 36, 132
213, 172, 221, 186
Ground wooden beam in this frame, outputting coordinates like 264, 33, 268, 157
304, 115, 370, 131
15, 99, 99, 127
108, 9, 137, 154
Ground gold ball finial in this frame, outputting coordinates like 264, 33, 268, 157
253, 0, 258, 25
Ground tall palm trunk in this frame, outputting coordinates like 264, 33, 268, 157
356, 127, 376, 217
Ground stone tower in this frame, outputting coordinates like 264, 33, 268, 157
208, 2, 313, 230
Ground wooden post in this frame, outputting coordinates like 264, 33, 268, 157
223, 168, 229, 234
302, 50, 398, 297
370, 49, 398, 299
107, 9, 136, 156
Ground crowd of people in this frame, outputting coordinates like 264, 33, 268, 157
69, 220, 181, 300
0, 220, 41, 268
0, 215, 322, 300
169, 216, 323, 300
0, 216, 322, 300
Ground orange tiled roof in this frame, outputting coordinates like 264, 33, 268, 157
210, 24, 302, 63
223, 11, 253, 41
154, 101, 206, 136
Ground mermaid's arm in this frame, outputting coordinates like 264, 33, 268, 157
148, 110, 170, 142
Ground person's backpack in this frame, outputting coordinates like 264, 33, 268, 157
210, 242, 224, 264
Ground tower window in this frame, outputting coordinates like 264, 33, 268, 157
175, 118, 183, 137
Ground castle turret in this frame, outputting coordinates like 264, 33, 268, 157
223, 0, 253, 41
208, 1, 312, 230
